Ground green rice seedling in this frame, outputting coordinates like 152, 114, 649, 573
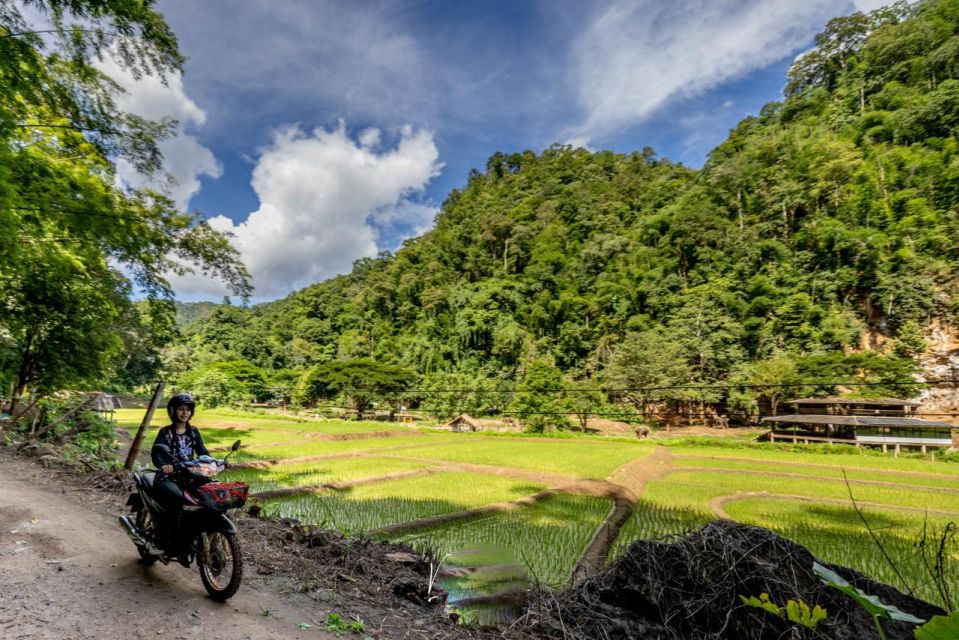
115, 408, 162, 428
610, 499, 712, 558
233, 433, 460, 462
400, 494, 613, 586
115, 408, 311, 431
266, 419, 420, 435
650, 471, 959, 512
261, 472, 547, 532
727, 497, 959, 610
221, 456, 434, 493
672, 456, 959, 491
390, 438, 654, 477
666, 444, 959, 474
199, 428, 301, 449
121, 426, 300, 455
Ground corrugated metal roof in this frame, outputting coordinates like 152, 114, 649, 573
786, 397, 920, 406
762, 414, 955, 428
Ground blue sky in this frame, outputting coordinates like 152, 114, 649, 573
104, 0, 887, 301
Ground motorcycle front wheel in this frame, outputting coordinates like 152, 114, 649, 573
197, 531, 243, 601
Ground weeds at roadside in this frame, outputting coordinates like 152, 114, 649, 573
325, 612, 365, 635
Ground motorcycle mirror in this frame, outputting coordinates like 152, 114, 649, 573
222, 439, 242, 464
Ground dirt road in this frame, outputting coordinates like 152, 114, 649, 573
0, 455, 337, 640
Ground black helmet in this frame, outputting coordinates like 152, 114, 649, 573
166, 392, 196, 422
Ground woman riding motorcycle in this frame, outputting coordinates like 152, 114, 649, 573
150, 393, 209, 550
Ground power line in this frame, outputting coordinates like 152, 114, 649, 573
334, 378, 959, 395
268, 402, 959, 420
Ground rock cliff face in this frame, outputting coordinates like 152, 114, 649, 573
917, 321, 959, 424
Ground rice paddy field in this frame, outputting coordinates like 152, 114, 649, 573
119, 408, 959, 606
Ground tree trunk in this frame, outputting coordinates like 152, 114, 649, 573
8, 394, 40, 425
875, 155, 890, 219
29, 405, 46, 435
24, 396, 95, 444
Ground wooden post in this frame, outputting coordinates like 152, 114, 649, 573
882, 443, 888, 454
124, 382, 164, 471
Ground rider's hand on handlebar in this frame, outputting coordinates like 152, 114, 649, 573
161, 464, 174, 474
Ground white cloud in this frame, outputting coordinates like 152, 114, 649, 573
370, 200, 439, 238
563, 134, 595, 151
852, 0, 893, 11
170, 124, 441, 300
359, 127, 382, 148
161, 1, 435, 130
97, 53, 221, 209
570, 0, 843, 143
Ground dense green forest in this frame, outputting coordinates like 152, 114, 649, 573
0, 1, 955, 426
160, 0, 959, 421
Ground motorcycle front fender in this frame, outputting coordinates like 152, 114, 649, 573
190, 511, 237, 535
207, 513, 237, 535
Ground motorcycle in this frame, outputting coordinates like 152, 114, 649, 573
119, 439, 249, 601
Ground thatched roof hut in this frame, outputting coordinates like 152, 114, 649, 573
444, 414, 481, 432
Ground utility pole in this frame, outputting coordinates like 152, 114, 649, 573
124, 381, 164, 471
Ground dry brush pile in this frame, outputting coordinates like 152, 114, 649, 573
517, 520, 945, 640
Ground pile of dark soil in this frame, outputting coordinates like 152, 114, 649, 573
520, 520, 944, 640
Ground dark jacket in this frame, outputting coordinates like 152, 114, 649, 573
151, 424, 209, 469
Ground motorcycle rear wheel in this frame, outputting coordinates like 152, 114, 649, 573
198, 531, 242, 601
134, 508, 158, 566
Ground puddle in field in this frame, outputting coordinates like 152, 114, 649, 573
435, 547, 528, 626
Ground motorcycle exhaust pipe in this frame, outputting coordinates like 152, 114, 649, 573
118, 515, 146, 546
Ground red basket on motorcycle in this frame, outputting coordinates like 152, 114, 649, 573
195, 482, 249, 512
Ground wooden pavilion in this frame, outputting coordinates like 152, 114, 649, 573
762, 397, 956, 453
91, 392, 122, 421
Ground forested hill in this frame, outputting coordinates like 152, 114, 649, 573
179, 0, 959, 401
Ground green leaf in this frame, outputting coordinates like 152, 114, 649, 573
326, 612, 348, 634
915, 611, 959, 640
296, 622, 312, 629
784, 599, 828, 629
740, 593, 783, 617
812, 562, 925, 625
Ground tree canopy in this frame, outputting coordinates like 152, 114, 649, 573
0, 1, 250, 411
